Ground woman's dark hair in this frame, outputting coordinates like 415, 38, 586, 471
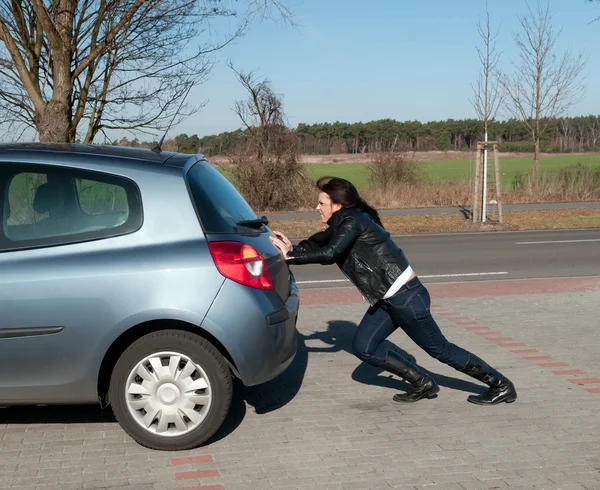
316, 176, 383, 228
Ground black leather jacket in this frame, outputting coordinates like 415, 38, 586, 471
286, 207, 411, 305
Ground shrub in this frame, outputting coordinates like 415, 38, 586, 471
229, 128, 314, 211
368, 152, 423, 192
545, 144, 562, 153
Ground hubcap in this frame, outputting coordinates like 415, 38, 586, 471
125, 352, 212, 437
157, 384, 180, 405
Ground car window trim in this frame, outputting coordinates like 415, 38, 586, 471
0, 162, 144, 253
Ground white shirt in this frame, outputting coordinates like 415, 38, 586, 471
382, 265, 414, 299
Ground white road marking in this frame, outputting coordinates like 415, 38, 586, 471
296, 279, 349, 284
421, 272, 509, 278
296, 271, 509, 285
516, 239, 600, 245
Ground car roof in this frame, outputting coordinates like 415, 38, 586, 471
0, 142, 203, 169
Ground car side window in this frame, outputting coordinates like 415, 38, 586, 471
75, 178, 130, 227
1, 165, 142, 251
5, 172, 49, 227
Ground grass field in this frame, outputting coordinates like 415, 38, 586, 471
304, 154, 600, 190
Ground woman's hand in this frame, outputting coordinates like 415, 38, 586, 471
270, 231, 292, 259
272, 231, 292, 251
271, 238, 289, 259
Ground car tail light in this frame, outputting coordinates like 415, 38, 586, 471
208, 241, 274, 290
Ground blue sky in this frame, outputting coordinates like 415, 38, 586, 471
155, 0, 600, 139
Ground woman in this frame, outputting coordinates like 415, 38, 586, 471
270, 176, 516, 405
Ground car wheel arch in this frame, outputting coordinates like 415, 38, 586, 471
96, 318, 240, 408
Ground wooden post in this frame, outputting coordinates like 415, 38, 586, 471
493, 143, 503, 224
473, 143, 482, 222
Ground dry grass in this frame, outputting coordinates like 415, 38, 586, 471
268, 208, 600, 239
363, 181, 600, 209
364, 181, 471, 208
509, 163, 600, 203
363, 162, 600, 209
301, 151, 599, 164
212, 151, 475, 165
504, 208, 600, 230
248, 160, 600, 216
210, 150, 600, 166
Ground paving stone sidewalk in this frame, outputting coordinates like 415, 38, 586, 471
1, 281, 600, 490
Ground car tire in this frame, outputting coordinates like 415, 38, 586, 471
108, 329, 232, 451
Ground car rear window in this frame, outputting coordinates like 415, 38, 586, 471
186, 161, 261, 234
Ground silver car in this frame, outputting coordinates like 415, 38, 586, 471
0, 143, 299, 450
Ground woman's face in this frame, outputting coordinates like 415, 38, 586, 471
316, 191, 342, 223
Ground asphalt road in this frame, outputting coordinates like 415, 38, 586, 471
290, 228, 600, 288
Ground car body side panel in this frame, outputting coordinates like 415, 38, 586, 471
0, 237, 226, 404
202, 277, 300, 387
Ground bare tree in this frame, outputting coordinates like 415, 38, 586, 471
499, 1, 586, 186
245, 0, 295, 26
230, 62, 287, 163
0, 0, 292, 143
588, 0, 600, 23
228, 64, 311, 211
558, 118, 574, 152
590, 116, 600, 148
470, 0, 503, 143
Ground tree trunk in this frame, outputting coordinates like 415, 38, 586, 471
533, 138, 540, 189
37, 99, 71, 142
35, 49, 73, 143
30, 0, 75, 143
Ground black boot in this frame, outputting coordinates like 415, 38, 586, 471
381, 350, 439, 403
460, 362, 517, 405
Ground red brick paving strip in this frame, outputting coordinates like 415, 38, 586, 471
435, 292, 598, 395
431, 301, 599, 396
568, 378, 600, 385
179, 486, 225, 490
174, 470, 219, 481
300, 276, 600, 305
435, 307, 595, 393
170, 454, 221, 489
435, 309, 598, 395
171, 456, 213, 466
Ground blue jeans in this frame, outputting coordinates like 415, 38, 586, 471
352, 277, 485, 371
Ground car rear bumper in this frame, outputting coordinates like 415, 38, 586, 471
201, 273, 300, 387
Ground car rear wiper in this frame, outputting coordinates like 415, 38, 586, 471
236, 216, 269, 228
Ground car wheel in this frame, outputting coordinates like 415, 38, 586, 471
108, 329, 232, 450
